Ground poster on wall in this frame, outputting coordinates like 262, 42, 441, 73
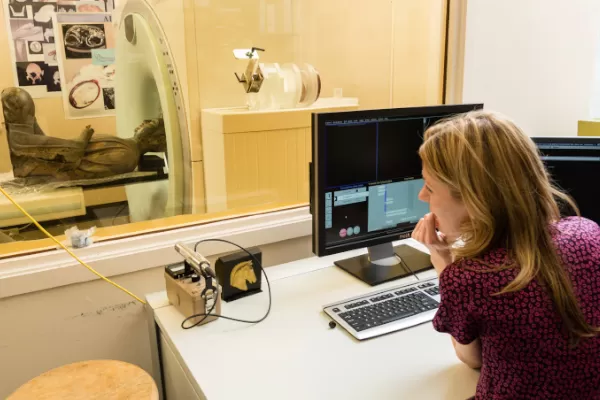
53, 12, 115, 119
2, 0, 115, 98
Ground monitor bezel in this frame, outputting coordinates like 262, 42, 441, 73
532, 135, 600, 223
311, 103, 484, 257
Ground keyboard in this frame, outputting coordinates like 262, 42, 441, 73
323, 278, 440, 340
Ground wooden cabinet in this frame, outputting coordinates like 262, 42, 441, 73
200, 98, 359, 213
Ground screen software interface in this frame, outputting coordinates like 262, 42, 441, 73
322, 115, 448, 250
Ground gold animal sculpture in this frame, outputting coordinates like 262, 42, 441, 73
230, 260, 257, 291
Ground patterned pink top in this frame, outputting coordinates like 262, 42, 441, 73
433, 217, 600, 399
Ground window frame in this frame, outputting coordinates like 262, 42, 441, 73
0, 206, 311, 299
0, 0, 470, 299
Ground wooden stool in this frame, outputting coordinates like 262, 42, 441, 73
8, 360, 159, 400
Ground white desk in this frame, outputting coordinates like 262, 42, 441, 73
145, 239, 480, 400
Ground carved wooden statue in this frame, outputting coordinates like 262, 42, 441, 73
1, 87, 167, 181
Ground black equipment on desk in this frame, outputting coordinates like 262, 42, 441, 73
310, 103, 484, 286
178, 239, 272, 330
215, 247, 263, 302
167, 243, 222, 328
138, 153, 168, 178
533, 136, 600, 224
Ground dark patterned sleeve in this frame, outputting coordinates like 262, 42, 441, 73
432, 263, 481, 344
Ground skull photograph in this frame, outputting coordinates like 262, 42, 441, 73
15, 62, 48, 87
25, 63, 43, 84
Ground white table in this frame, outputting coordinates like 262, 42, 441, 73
145, 239, 480, 400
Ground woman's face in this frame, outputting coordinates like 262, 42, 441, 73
418, 167, 469, 241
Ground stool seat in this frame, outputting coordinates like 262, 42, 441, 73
8, 360, 159, 400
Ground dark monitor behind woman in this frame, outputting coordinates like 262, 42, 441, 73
412, 110, 600, 400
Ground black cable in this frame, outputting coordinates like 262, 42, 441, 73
111, 203, 128, 226
395, 252, 420, 282
181, 238, 272, 329
181, 288, 217, 329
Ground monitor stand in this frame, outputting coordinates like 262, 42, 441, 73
334, 242, 432, 286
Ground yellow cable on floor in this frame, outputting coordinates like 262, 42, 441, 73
0, 186, 146, 305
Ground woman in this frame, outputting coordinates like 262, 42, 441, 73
412, 110, 600, 399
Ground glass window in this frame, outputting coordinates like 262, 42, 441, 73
0, 0, 448, 256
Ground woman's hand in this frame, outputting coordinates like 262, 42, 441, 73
411, 213, 453, 275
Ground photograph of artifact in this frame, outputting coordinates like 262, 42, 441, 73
42, 42, 57, 65
11, 19, 43, 43
60, 63, 115, 114
28, 40, 42, 54
42, 64, 61, 92
13, 40, 27, 63
69, 79, 100, 108
76, 2, 105, 12
15, 62, 47, 87
3, 0, 113, 97
32, 3, 55, 27
53, 0, 109, 13
8, 2, 27, 18
57, 4, 76, 13
62, 23, 106, 59
102, 87, 114, 110
54, 14, 116, 118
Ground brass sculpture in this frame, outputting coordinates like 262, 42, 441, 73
1, 87, 166, 181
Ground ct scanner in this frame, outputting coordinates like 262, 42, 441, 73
115, 0, 192, 221
111, 0, 354, 221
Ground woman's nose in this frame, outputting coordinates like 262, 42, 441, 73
418, 186, 429, 202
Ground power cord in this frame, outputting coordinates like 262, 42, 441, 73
111, 202, 128, 226
0, 186, 146, 304
395, 252, 421, 282
181, 238, 272, 329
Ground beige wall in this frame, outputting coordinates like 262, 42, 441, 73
463, 0, 600, 136
194, 0, 447, 110
0, 235, 312, 398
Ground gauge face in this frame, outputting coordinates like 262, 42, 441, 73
69, 79, 101, 109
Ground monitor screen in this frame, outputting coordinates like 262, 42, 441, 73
311, 104, 484, 257
533, 137, 600, 224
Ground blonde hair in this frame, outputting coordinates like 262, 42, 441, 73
419, 110, 598, 344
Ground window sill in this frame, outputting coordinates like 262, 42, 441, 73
0, 206, 312, 299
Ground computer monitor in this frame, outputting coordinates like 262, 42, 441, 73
310, 103, 484, 286
533, 136, 600, 224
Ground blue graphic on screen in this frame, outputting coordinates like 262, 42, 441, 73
368, 180, 428, 232
321, 114, 442, 246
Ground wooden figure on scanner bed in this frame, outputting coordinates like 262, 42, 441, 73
1, 87, 167, 181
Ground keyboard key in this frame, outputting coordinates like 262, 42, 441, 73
381, 310, 417, 324
344, 302, 363, 310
